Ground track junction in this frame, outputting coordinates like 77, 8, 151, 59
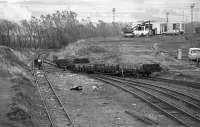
31, 56, 200, 127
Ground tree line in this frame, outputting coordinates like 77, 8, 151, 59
0, 10, 123, 49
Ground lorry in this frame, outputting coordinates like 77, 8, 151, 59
121, 25, 134, 37
133, 21, 153, 37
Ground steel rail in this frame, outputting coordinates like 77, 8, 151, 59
32, 54, 74, 127
99, 75, 200, 123
94, 75, 200, 127
145, 77, 200, 89
43, 72, 74, 127
34, 76, 55, 127
105, 75, 200, 110
33, 56, 200, 127
32, 60, 55, 127
109, 75, 200, 101
41, 57, 75, 127
137, 84, 200, 110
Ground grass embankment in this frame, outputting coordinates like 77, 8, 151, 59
0, 46, 45, 127
54, 35, 200, 81
55, 36, 192, 67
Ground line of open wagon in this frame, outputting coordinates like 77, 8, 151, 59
52, 58, 162, 78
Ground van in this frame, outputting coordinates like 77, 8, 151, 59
188, 48, 200, 61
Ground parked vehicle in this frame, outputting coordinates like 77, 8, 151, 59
132, 21, 152, 37
133, 28, 151, 37
121, 25, 134, 37
188, 48, 200, 61
123, 32, 134, 37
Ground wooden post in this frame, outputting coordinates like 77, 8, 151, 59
177, 49, 182, 60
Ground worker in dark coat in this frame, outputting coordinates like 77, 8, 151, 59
34, 57, 42, 70
34, 59, 38, 67
37, 58, 42, 70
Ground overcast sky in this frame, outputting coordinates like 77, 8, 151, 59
0, 0, 199, 22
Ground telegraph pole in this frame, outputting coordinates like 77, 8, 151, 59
190, 3, 195, 47
112, 8, 116, 23
166, 12, 169, 32
166, 12, 169, 23
182, 11, 184, 22
182, 11, 186, 33
191, 3, 195, 33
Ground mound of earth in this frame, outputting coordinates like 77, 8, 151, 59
0, 46, 45, 127
54, 39, 191, 69
52, 40, 118, 63
0, 46, 28, 76
52, 37, 200, 81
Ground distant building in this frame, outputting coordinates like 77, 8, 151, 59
152, 22, 185, 35
122, 21, 185, 37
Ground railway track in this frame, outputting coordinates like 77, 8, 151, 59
108, 76, 200, 105
145, 77, 200, 89
33, 57, 74, 127
34, 57, 200, 126
93, 74, 200, 127
43, 64, 64, 73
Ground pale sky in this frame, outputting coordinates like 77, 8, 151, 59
0, 0, 199, 22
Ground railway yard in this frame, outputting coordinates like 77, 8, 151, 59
1, 35, 200, 127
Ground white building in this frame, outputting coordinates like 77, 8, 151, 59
152, 22, 185, 35
123, 21, 185, 37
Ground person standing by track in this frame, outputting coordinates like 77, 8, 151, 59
34, 57, 42, 70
